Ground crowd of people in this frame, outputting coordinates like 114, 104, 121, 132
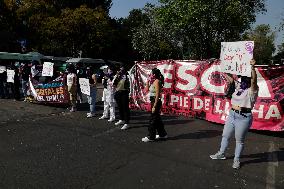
0, 60, 41, 101
0, 59, 259, 169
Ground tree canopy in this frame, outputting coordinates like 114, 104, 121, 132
243, 24, 275, 64
1, 0, 282, 66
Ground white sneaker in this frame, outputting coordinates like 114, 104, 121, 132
156, 134, 168, 139
120, 124, 129, 130
108, 118, 115, 122
210, 151, 226, 160
87, 113, 95, 118
141, 136, 154, 142
115, 120, 125, 126
232, 160, 241, 169
99, 115, 108, 120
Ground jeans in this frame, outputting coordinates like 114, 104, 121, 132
22, 80, 28, 98
219, 110, 253, 161
87, 86, 97, 114
148, 96, 167, 140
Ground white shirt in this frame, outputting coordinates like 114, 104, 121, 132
67, 73, 76, 87
231, 81, 258, 108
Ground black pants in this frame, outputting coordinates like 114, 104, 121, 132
148, 97, 167, 140
115, 90, 130, 124
7, 82, 20, 100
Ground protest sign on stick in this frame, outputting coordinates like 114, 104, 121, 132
0, 66, 6, 73
220, 41, 254, 77
42, 62, 54, 77
79, 78, 90, 96
7, 69, 15, 83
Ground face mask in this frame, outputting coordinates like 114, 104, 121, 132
240, 81, 249, 90
236, 79, 249, 96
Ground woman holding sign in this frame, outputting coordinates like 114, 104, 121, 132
86, 67, 97, 118
210, 59, 258, 169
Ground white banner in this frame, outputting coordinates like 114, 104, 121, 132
220, 41, 254, 77
7, 69, 15, 83
0, 66, 6, 73
79, 78, 90, 96
42, 62, 54, 77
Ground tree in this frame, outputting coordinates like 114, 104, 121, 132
156, 0, 266, 59
52, 0, 112, 12
273, 43, 284, 64
131, 4, 181, 60
40, 6, 114, 57
243, 24, 276, 65
0, 0, 17, 51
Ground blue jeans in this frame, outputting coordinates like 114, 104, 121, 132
87, 86, 97, 114
22, 80, 28, 98
219, 110, 253, 161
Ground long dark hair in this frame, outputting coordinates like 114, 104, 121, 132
152, 68, 164, 86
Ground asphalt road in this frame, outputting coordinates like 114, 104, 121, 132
0, 93, 283, 189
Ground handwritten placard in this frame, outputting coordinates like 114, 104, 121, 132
79, 78, 90, 96
0, 66, 6, 73
220, 41, 254, 77
42, 62, 54, 77
7, 69, 15, 83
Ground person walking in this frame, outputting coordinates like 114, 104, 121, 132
66, 63, 77, 112
99, 67, 116, 122
86, 67, 97, 118
210, 59, 258, 169
142, 68, 167, 142
113, 66, 130, 130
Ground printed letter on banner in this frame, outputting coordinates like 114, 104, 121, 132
220, 41, 254, 77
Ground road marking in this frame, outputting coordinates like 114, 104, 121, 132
266, 141, 278, 189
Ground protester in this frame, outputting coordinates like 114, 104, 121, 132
86, 66, 97, 118
142, 68, 167, 142
66, 63, 77, 112
76, 63, 84, 103
30, 60, 41, 81
6, 62, 20, 100
19, 63, 30, 101
210, 59, 258, 169
99, 66, 116, 122
113, 66, 130, 130
0, 66, 7, 99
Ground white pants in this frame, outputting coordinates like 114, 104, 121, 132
103, 101, 116, 119
102, 88, 115, 119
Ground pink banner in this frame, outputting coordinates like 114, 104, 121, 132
129, 60, 284, 131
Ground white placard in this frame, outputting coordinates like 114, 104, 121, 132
42, 62, 54, 77
220, 41, 254, 77
79, 78, 90, 96
7, 69, 15, 83
0, 66, 6, 73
